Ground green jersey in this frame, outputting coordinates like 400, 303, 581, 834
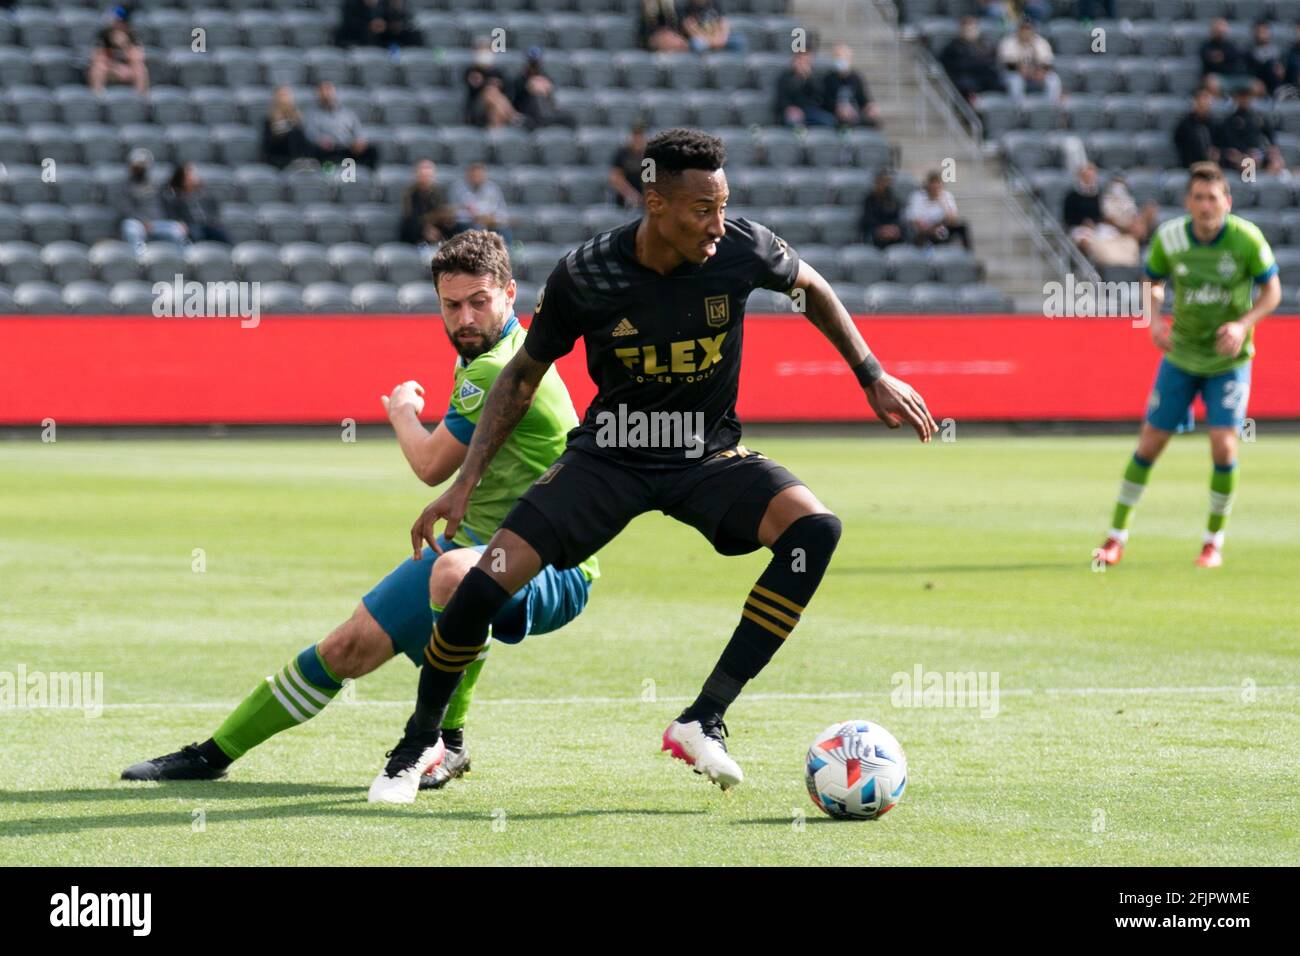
442, 314, 599, 582
1145, 213, 1277, 376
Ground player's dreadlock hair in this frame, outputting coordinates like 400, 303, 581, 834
428, 229, 512, 294
643, 127, 726, 191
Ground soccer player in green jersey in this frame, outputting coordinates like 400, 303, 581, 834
122, 232, 598, 801
1099, 162, 1280, 568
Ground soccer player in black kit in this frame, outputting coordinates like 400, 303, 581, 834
370, 128, 937, 799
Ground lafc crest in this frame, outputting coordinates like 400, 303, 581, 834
704, 294, 729, 328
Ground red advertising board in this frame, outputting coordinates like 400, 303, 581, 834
2, 314, 1298, 424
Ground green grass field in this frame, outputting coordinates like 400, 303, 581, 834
1, 433, 1297, 866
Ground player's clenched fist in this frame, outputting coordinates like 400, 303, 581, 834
864, 374, 938, 443
381, 380, 425, 419
411, 479, 473, 559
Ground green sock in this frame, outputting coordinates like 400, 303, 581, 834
211, 645, 343, 760
432, 600, 489, 732
1110, 452, 1154, 534
1207, 462, 1237, 537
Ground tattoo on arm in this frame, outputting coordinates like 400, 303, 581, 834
459, 349, 550, 486
801, 268, 870, 367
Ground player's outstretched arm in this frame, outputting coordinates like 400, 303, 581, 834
410, 348, 552, 557
790, 260, 938, 442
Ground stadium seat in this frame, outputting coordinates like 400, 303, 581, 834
327, 243, 376, 285
374, 244, 428, 287
89, 241, 140, 284
397, 280, 439, 313
232, 241, 287, 282
40, 241, 93, 285
14, 280, 64, 313
0, 242, 46, 285
352, 281, 401, 313
302, 281, 355, 313
884, 246, 931, 285
280, 242, 332, 286
258, 281, 305, 314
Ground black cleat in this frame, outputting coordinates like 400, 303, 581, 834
419, 744, 471, 790
121, 744, 228, 781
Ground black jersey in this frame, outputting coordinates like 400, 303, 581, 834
523, 216, 801, 468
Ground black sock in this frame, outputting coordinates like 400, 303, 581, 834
683, 513, 842, 722
403, 567, 509, 742
440, 727, 464, 751
196, 738, 232, 770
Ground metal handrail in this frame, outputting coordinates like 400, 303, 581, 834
867, 0, 1101, 291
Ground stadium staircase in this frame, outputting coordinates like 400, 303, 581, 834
794, 0, 1096, 310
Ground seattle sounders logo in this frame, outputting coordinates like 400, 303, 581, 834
457, 380, 484, 412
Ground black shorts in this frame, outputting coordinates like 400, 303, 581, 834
501, 445, 805, 570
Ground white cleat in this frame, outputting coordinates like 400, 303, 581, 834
367, 738, 444, 805
662, 716, 744, 791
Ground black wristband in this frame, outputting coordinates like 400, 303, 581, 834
851, 354, 884, 388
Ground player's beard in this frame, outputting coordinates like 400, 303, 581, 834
447, 313, 503, 361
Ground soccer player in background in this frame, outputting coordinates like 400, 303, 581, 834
1099, 162, 1280, 568
369, 128, 936, 802
122, 231, 598, 798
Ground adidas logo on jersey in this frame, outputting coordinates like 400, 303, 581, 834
611, 318, 638, 337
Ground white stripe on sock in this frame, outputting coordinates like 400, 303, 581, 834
1209, 491, 1235, 516
285, 660, 332, 707
266, 676, 308, 723
1117, 479, 1147, 507
273, 669, 320, 718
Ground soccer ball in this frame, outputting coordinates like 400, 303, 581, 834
804, 720, 907, 820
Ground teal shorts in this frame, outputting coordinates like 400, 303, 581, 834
361, 535, 591, 666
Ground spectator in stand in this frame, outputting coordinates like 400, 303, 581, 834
609, 122, 649, 209
1064, 164, 1139, 267
448, 163, 512, 246
905, 171, 971, 249
1247, 21, 1286, 95
1063, 162, 1102, 232
1101, 175, 1158, 245
1173, 88, 1221, 169
335, 0, 380, 47
859, 170, 904, 248
640, 0, 689, 52
511, 48, 576, 130
1014, 0, 1052, 25
88, 7, 148, 95
976, 0, 1010, 24
375, 0, 422, 48
400, 160, 456, 255
262, 86, 316, 170
775, 51, 836, 128
118, 149, 185, 256
464, 37, 519, 129
1077, 0, 1115, 20
1286, 23, 1300, 87
1201, 72, 1228, 104
161, 163, 230, 245
1201, 19, 1246, 82
305, 81, 378, 169
997, 19, 1061, 103
679, 0, 746, 54
941, 16, 1004, 103
822, 44, 879, 128
1216, 86, 1285, 175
